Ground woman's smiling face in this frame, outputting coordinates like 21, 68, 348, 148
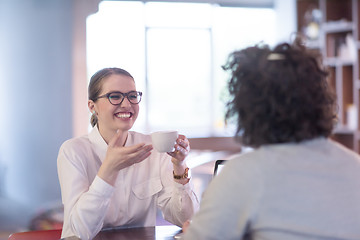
91, 73, 139, 136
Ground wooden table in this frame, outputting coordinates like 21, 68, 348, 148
61, 225, 182, 240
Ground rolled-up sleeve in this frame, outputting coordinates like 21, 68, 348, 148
157, 157, 199, 226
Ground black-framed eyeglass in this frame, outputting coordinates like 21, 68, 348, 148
96, 91, 142, 105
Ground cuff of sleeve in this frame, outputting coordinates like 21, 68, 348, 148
89, 175, 114, 198
173, 178, 193, 191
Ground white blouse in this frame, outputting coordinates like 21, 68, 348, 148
57, 127, 199, 239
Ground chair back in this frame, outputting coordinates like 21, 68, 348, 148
8, 229, 62, 240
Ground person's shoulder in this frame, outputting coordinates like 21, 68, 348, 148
221, 147, 283, 181
57, 135, 93, 171
219, 150, 263, 177
227, 148, 264, 165
209, 150, 264, 198
59, 134, 91, 153
325, 138, 360, 160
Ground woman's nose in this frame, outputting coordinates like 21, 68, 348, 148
120, 96, 132, 107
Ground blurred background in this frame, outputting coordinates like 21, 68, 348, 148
0, 0, 296, 237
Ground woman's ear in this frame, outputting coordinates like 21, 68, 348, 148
88, 100, 96, 114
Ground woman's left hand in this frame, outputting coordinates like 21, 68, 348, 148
167, 134, 190, 165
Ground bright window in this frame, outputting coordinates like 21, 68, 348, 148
87, 1, 276, 137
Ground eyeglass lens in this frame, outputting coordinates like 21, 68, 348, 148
108, 91, 141, 105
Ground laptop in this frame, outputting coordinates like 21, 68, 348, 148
213, 160, 227, 176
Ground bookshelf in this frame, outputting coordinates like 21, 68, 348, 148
297, 0, 360, 152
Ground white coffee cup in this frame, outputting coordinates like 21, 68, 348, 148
151, 131, 178, 152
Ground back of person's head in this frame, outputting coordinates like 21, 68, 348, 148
223, 39, 337, 148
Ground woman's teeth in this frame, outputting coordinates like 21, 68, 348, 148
116, 112, 131, 118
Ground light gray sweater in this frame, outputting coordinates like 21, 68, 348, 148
184, 138, 360, 240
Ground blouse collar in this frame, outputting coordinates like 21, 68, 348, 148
89, 126, 108, 162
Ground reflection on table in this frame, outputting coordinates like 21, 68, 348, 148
61, 225, 182, 240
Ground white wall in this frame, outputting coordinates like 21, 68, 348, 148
274, 0, 297, 44
0, 0, 74, 227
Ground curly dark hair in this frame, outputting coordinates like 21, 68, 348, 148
223, 41, 337, 147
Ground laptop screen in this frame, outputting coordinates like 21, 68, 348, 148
214, 160, 227, 176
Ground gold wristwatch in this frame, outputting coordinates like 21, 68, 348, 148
173, 167, 190, 179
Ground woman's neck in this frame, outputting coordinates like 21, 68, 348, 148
98, 125, 128, 146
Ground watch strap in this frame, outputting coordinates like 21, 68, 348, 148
173, 167, 189, 179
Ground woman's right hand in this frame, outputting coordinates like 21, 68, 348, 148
98, 130, 153, 185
